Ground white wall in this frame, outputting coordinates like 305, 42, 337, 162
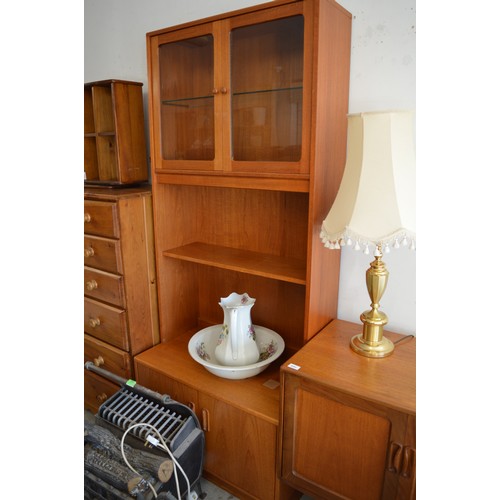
84, 0, 416, 335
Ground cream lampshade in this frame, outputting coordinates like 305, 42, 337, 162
320, 110, 416, 358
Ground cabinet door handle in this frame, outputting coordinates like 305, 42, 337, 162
387, 442, 403, 473
220, 87, 228, 94
201, 408, 210, 432
212, 88, 219, 94
187, 401, 196, 413
84, 213, 92, 223
401, 446, 416, 478
86, 279, 98, 291
89, 317, 101, 328
84, 247, 95, 258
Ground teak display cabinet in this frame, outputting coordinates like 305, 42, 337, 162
84, 80, 148, 185
139, 0, 352, 498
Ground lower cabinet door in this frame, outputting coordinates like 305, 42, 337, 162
281, 374, 410, 500
199, 393, 277, 500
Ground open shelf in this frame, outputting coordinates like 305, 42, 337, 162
163, 242, 306, 285
84, 80, 148, 185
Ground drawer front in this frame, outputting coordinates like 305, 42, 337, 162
84, 369, 121, 414
84, 334, 132, 379
84, 235, 123, 274
84, 200, 119, 238
84, 297, 129, 351
84, 266, 125, 307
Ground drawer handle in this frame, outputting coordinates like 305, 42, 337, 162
84, 212, 92, 223
86, 279, 98, 291
84, 247, 95, 258
93, 355, 104, 367
89, 317, 101, 328
96, 393, 108, 403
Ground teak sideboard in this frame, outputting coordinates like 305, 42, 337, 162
279, 319, 416, 500
135, 0, 352, 498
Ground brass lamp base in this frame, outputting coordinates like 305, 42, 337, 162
350, 333, 394, 358
350, 247, 394, 358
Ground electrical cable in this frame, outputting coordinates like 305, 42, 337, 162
120, 422, 192, 500
120, 423, 159, 498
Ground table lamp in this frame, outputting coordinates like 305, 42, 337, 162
320, 110, 416, 358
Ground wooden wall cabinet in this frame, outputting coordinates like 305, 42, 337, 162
84, 80, 148, 185
84, 187, 160, 413
279, 320, 416, 500
140, 0, 352, 497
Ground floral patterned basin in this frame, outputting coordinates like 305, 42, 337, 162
188, 324, 285, 380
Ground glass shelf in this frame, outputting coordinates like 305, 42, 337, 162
233, 86, 303, 97
161, 95, 214, 107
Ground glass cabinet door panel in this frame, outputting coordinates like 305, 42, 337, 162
159, 35, 215, 161
230, 16, 304, 162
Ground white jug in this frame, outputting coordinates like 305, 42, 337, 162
214, 292, 260, 366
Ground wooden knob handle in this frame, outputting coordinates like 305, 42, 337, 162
96, 393, 108, 403
84, 247, 95, 258
86, 279, 98, 291
84, 213, 92, 223
93, 355, 104, 367
220, 87, 228, 94
89, 317, 101, 328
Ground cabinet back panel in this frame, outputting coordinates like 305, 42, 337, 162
92, 86, 115, 133
84, 88, 95, 133
84, 137, 99, 180
160, 184, 308, 259
197, 267, 305, 349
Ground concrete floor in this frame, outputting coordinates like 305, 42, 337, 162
200, 477, 314, 500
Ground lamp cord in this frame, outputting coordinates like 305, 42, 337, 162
393, 334, 415, 347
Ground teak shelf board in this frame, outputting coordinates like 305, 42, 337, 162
163, 242, 307, 285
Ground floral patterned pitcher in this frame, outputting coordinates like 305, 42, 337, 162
214, 292, 260, 366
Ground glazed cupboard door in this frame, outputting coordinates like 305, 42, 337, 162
229, 4, 310, 175
149, 23, 220, 171
148, 2, 310, 176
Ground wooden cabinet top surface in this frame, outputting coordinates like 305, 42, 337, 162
134, 331, 284, 425
281, 319, 416, 415
146, 0, 351, 37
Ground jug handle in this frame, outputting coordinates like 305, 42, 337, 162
231, 308, 238, 360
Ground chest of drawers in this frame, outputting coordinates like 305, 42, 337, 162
84, 187, 159, 412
